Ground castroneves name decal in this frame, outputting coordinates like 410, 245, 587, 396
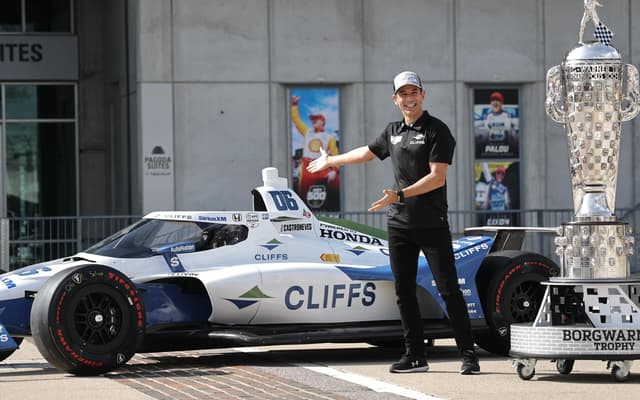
320, 228, 383, 246
563, 329, 640, 351
285, 282, 376, 310
280, 223, 313, 232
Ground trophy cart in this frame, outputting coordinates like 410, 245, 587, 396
510, 2, 640, 382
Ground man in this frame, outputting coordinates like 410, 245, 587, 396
484, 91, 512, 143
308, 71, 480, 375
291, 96, 340, 209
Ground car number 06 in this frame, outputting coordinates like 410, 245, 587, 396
269, 191, 299, 211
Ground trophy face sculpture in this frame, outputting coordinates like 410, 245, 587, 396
546, 2, 639, 279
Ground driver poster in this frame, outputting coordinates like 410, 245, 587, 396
473, 88, 519, 159
289, 87, 341, 211
474, 161, 520, 226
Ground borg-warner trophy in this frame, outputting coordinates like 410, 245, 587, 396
510, 1, 640, 382
546, 36, 640, 279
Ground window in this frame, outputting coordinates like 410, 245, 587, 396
2, 83, 77, 217
26, 0, 72, 32
0, 0, 73, 33
0, 0, 22, 32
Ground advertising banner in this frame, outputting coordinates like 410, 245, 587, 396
473, 89, 520, 159
289, 87, 341, 211
474, 161, 520, 226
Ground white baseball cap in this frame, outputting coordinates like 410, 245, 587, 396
393, 71, 423, 93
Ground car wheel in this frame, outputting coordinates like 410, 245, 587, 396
30, 264, 145, 375
0, 337, 23, 362
475, 251, 559, 355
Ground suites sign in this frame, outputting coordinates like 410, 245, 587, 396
0, 36, 78, 80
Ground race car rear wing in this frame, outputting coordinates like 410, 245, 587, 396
463, 226, 559, 252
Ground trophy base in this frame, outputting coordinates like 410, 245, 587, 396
556, 221, 633, 279
510, 279, 640, 381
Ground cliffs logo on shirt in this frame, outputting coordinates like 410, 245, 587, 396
410, 133, 425, 145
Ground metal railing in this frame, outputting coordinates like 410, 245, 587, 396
1, 209, 640, 272
0, 215, 140, 271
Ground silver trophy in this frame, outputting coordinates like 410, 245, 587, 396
510, 4, 640, 381
546, 3, 640, 279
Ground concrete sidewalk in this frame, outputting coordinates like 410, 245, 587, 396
0, 338, 153, 400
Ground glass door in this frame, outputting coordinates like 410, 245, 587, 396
3, 84, 77, 218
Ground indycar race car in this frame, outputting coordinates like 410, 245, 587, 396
0, 167, 559, 375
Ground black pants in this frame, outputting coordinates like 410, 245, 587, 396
387, 225, 475, 357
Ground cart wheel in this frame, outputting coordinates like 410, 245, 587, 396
517, 363, 536, 380
611, 365, 630, 382
555, 359, 574, 375
607, 360, 633, 383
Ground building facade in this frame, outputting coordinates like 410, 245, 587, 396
2, 0, 640, 221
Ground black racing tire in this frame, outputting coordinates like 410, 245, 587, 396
30, 265, 145, 375
0, 337, 23, 362
475, 251, 559, 355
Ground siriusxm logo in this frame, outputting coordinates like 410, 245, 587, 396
198, 215, 227, 222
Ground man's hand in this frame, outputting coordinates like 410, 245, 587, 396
368, 189, 397, 212
307, 147, 330, 173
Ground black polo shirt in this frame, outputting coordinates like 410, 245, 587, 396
368, 111, 455, 229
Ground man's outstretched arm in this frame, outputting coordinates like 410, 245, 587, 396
307, 146, 376, 172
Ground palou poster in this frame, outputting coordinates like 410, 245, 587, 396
289, 87, 341, 211
473, 89, 520, 159
473, 88, 521, 226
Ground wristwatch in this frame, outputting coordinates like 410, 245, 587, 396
396, 189, 405, 203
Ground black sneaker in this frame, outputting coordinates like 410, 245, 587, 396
389, 355, 429, 373
460, 349, 480, 375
